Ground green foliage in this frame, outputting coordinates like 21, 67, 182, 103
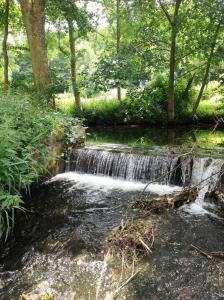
0, 92, 74, 240
123, 74, 196, 123
91, 53, 144, 93
196, 100, 224, 122
11, 53, 35, 92
49, 56, 70, 94
47, 0, 92, 38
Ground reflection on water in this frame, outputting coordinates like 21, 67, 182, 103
87, 125, 224, 148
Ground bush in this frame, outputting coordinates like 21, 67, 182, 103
123, 74, 196, 123
0, 92, 74, 240
56, 76, 224, 126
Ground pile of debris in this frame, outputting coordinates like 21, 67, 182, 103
132, 187, 198, 214
107, 218, 155, 266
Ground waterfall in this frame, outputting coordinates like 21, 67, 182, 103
68, 148, 224, 190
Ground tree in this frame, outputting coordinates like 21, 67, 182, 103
116, 0, 121, 101
68, 17, 82, 115
2, 0, 9, 92
191, 20, 222, 116
159, 0, 183, 123
47, 0, 91, 115
191, 0, 224, 116
19, 0, 50, 96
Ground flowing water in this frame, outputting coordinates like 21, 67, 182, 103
1, 127, 224, 299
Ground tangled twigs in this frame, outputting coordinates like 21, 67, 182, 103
107, 218, 155, 267
132, 187, 198, 214
107, 218, 154, 299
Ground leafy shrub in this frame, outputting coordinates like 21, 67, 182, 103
202, 81, 221, 101
123, 73, 196, 123
11, 53, 35, 92
0, 93, 74, 240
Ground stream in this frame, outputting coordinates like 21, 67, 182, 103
1, 126, 224, 299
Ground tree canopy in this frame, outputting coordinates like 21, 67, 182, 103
0, 0, 223, 121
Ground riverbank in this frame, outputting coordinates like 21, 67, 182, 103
56, 94, 224, 126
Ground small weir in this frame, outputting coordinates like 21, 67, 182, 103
1, 143, 224, 299
69, 145, 224, 193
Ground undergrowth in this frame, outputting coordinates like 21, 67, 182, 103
0, 92, 74, 240
56, 94, 224, 125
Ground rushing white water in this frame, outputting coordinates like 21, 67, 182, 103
56, 147, 224, 215
183, 157, 223, 215
52, 172, 182, 195
69, 149, 176, 184
69, 148, 223, 185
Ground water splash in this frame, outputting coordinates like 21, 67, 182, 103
67, 148, 224, 214
52, 172, 181, 195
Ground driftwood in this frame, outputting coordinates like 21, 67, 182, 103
132, 187, 198, 214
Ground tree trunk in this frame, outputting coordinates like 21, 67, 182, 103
168, 27, 177, 123
116, 0, 121, 101
67, 19, 82, 116
191, 21, 221, 116
20, 0, 50, 96
167, 0, 182, 123
2, 0, 9, 92
182, 74, 195, 101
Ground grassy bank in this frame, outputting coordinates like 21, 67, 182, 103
56, 94, 224, 126
0, 93, 74, 240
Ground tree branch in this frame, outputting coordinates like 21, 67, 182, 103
158, 0, 173, 26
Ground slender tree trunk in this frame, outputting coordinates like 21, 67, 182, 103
168, 26, 177, 122
182, 74, 195, 101
67, 19, 82, 116
191, 21, 221, 116
20, 0, 50, 96
2, 0, 9, 92
116, 0, 121, 101
167, 0, 182, 123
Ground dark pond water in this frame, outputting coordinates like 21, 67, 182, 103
87, 125, 224, 149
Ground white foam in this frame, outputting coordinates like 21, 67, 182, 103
50, 172, 181, 195
182, 203, 208, 215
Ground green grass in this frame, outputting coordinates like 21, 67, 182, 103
81, 99, 121, 125
196, 99, 224, 122
56, 94, 75, 115
56, 92, 224, 125
56, 94, 122, 125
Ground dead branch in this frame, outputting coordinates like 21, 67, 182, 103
191, 244, 214, 260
